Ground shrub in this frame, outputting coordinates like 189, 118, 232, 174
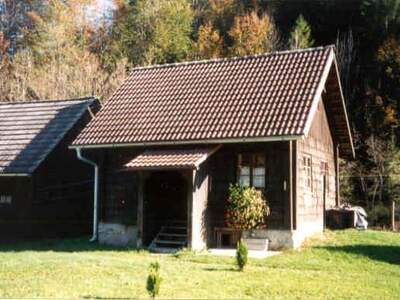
225, 184, 270, 230
368, 203, 391, 227
146, 262, 161, 299
236, 239, 248, 271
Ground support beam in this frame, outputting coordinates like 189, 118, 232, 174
289, 141, 297, 231
335, 144, 340, 206
137, 171, 145, 248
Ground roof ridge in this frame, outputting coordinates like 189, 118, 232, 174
0, 96, 96, 105
129, 45, 335, 73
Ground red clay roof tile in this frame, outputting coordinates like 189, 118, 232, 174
124, 147, 219, 170
73, 47, 335, 147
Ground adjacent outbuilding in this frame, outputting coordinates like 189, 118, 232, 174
72, 46, 354, 250
0, 98, 99, 240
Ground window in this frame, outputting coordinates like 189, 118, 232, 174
0, 195, 12, 205
238, 153, 266, 189
303, 155, 313, 191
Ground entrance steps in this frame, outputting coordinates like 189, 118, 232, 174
149, 220, 187, 253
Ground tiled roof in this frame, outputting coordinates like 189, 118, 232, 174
0, 98, 96, 175
124, 147, 219, 170
73, 46, 352, 156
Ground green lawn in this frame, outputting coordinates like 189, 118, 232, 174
0, 230, 399, 299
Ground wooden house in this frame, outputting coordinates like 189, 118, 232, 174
0, 98, 99, 240
71, 46, 354, 250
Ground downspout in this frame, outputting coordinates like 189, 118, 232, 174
76, 148, 99, 242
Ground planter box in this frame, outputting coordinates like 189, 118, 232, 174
243, 237, 269, 251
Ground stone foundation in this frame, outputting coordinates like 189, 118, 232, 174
98, 222, 137, 246
243, 227, 323, 250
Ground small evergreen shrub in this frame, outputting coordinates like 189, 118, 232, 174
146, 262, 161, 299
236, 239, 248, 271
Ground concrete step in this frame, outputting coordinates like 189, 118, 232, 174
158, 232, 187, 238
155, 239, 186, 246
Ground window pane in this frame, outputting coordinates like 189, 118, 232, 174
239, 175, 250, 187
0, 195, 11, 204
253, 167, 265, 176
240, 166, 250, 176
253, 175, 265, 188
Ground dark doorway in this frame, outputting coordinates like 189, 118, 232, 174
143, 171, 188, 246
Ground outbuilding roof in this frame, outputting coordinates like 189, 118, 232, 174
124, 147, 220, 171
73, 46, 354, 158
0, 98, 96, 175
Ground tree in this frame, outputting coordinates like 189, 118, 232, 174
193, 22, 223, 59
113, 0, 194, 66
289, 14, 314, 50
0, 0, 42, 54
336, 29, 357, 107
1, 0, 127, 101
229, 11, 279, 56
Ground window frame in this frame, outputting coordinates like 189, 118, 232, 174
237, 152, 266, 190
303, 154, 313, 192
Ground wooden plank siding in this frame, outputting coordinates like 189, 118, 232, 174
296, 97, 337, 232
97, 141, 292, 247
205, 142, 291, 246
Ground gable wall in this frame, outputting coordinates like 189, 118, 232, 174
27, 109, 96, 238
296, 97, 336, 235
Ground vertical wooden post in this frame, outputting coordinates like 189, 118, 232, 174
335, 144, 340, 206
186, 170, 194, 249
289, 141, 294, 231
293, 141, 297, 230
392, 200, 396, 231
137, 171, 144, 248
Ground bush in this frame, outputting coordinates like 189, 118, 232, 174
368, 203, 391, 227
225, 184, 270, 230
146, 262, 161, 299
236, 239, 248, 271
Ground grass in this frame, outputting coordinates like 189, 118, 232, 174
0, 230, 399, 299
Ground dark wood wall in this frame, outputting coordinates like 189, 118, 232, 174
99, 147, 141, 225
0, 177, 33, 239
206, 142, 291, 246
296, 97, 336, 231
97, 141, 292, 247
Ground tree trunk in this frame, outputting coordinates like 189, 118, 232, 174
392, 200, 396, 231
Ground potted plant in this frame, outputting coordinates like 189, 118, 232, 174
225, 184, 270, 251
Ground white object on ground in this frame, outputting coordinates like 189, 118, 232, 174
208, 248, 281, 259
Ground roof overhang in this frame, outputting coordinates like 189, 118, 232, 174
70, 135, 302, 150
123, 146, 221, 171
303, 48, 355, 159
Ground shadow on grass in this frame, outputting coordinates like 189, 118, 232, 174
0, 237, 143, 253
203, 267, 238, 272
319, 244, 400, 265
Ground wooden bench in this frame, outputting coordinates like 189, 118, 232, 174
214, 227, 241, 248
